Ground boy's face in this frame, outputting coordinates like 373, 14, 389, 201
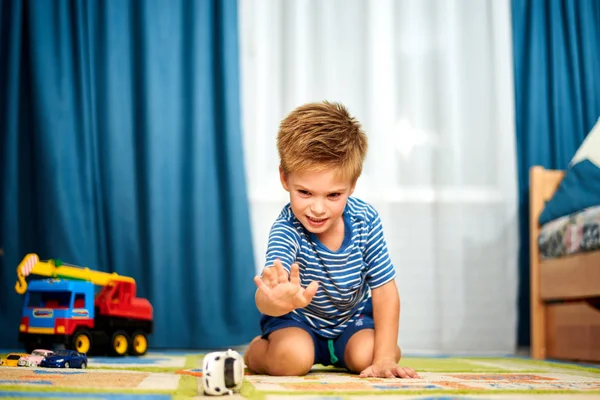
280, 167, 355, 236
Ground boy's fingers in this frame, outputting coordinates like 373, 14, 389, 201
268, 267, 279, 287
254, 276, 271, 295
262, 266, 272, 279
394, 367, 419, 379
262, 267, 277, 287
406, 368, 420, 379
359, 366, 373, 378
302, 281, 319, 303
289, 263, 300, 285
275, 259, 288, 283
393, 367, 407, 378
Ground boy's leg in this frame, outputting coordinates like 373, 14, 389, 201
343, 329, 401, 373
244, 327, 315, 376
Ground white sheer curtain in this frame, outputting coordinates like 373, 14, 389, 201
239, 0, 518, 354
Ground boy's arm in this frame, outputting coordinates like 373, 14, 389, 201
362, 211, 399, 362
360, 209, 418, 378
362, 280, 417, 378
371, 279, 400, 364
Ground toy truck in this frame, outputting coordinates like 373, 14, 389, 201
14, 254, 153, 356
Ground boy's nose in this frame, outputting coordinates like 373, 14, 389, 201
310, 199, 326, 214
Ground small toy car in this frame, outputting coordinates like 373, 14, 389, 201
39, 349, 87, 369
202, 349, 244, 396
1, 353, 28, 367
18, 349, 54, 367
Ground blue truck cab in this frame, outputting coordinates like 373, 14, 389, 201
19, 279, 95, 349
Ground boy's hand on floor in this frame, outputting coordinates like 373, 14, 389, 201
359, 360, 420, 379
255, 260, 319, 313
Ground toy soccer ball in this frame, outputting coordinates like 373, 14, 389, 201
202, 349, 244, 396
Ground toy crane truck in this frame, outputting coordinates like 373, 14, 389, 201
14, 253, 153, 356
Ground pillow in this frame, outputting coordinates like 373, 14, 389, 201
539, 117, 600, 225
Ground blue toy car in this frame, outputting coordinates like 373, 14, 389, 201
39, 349, 87, 369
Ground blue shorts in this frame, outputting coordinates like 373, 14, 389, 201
259, 299, 374, 369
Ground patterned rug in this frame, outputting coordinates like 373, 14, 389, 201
243, 357, 600, 399
0, 351, 599, 399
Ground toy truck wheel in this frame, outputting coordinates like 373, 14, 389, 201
72, 330, 92, 354
129, 331, 148, 356
111, 331, 130, 356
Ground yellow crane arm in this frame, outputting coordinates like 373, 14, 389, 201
15, 253, 135, 295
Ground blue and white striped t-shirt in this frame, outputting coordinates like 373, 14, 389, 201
263, 196, 396, 338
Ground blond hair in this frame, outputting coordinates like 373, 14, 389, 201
277, 101, 368, 182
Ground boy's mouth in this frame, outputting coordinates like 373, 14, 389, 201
307, 216, 328, 226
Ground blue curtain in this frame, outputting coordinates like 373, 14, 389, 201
0, 0, 260, 349
511, 0, 600, 346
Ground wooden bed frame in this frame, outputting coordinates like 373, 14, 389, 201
529, 166, 600, 362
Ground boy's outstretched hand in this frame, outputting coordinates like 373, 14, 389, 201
360, 360, 420, 379
254, 259, 319, 314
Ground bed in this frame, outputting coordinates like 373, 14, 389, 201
529, 121, 600, 362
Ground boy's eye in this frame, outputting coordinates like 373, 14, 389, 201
328, 193, 341, 199
298, 190, 311, 196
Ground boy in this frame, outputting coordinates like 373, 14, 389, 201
244, 101, 418, 379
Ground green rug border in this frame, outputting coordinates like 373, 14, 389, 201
503, 357, 600, 374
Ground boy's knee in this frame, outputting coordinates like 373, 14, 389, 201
266, 328, 315, 376
345, 344, 402, 373
345, 345, 374, 373
244, 336, 263, 367
344, 329, 376, 373
267, 345, 314, 376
